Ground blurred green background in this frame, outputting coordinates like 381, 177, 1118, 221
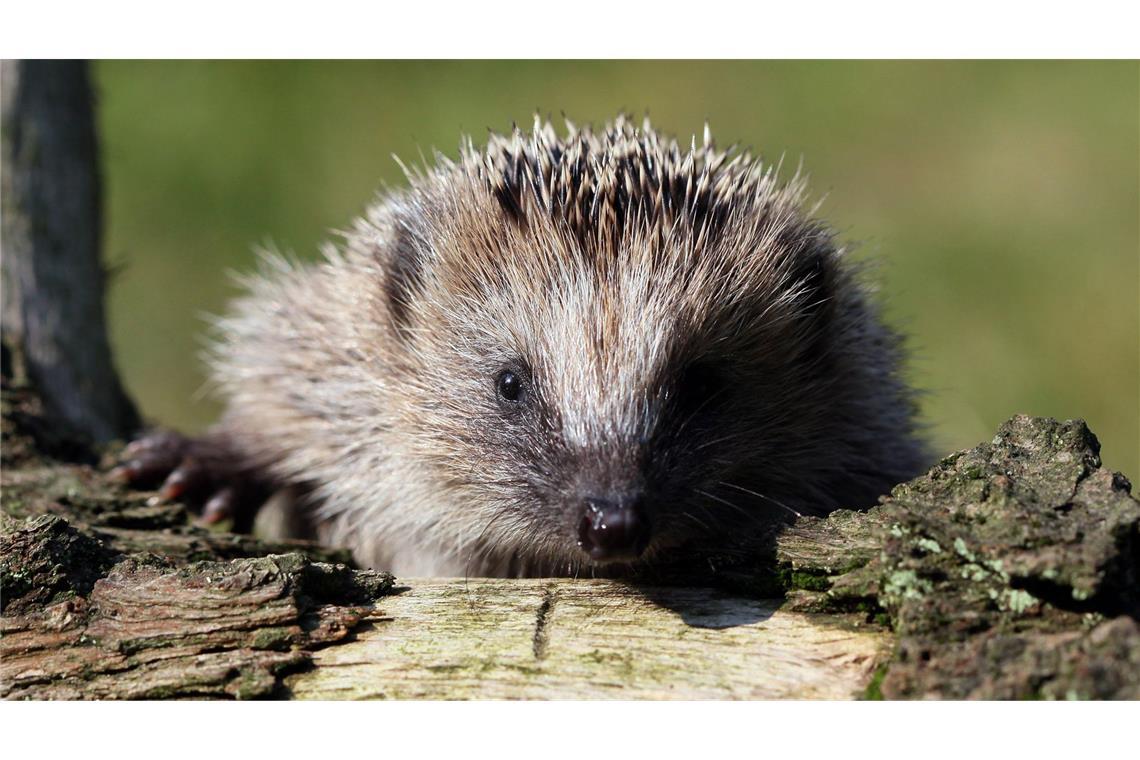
94, 61, 1139, 476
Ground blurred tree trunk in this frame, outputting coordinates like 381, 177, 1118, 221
1, 59, 138, 443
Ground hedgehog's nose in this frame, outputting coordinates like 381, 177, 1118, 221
577, 495, 652, 562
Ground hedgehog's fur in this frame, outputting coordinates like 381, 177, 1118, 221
184, 115, 927, 576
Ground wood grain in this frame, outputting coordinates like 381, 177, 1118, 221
288, 579, 888, 699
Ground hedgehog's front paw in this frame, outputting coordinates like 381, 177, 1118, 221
112, 429, 268, 530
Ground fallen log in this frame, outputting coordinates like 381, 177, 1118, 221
2, 363, 1137, 699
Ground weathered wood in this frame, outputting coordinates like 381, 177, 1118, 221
0, 60, 138, 444
288, 579, 888, 699
2, 366, 1138, 699
0, 519, 393, 700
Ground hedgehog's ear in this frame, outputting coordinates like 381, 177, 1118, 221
382, 219, 427, 341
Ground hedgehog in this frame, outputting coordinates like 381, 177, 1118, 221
115, 115, 928, 577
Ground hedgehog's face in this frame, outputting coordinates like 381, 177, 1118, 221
429, 263, 820, 574
400, 222, 835, 574
380, 122, 846, 573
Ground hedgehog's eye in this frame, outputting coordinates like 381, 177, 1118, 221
496, 369, 524, 403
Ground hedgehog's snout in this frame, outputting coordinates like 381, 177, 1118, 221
576, 493, 652, 562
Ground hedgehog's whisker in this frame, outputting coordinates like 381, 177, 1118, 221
717, 480, 803, 518
692, 432, 748, 452
680, 510, 713, 532
692, 487, 754, 525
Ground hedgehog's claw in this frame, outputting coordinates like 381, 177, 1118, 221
202, 487, 237, 524
114, 429, 267, 532
112, 432, 191, 488
159, 458, 208, 501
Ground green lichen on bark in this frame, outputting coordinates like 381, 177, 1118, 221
770, 414, 1139, 699
0, 513, 120, 613
871, 415, 1139, 698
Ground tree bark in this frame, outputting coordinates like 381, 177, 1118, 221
3, 369, 1137, 698
1, 60, 138, 444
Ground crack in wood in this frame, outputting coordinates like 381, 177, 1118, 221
531, 585, 557, 660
